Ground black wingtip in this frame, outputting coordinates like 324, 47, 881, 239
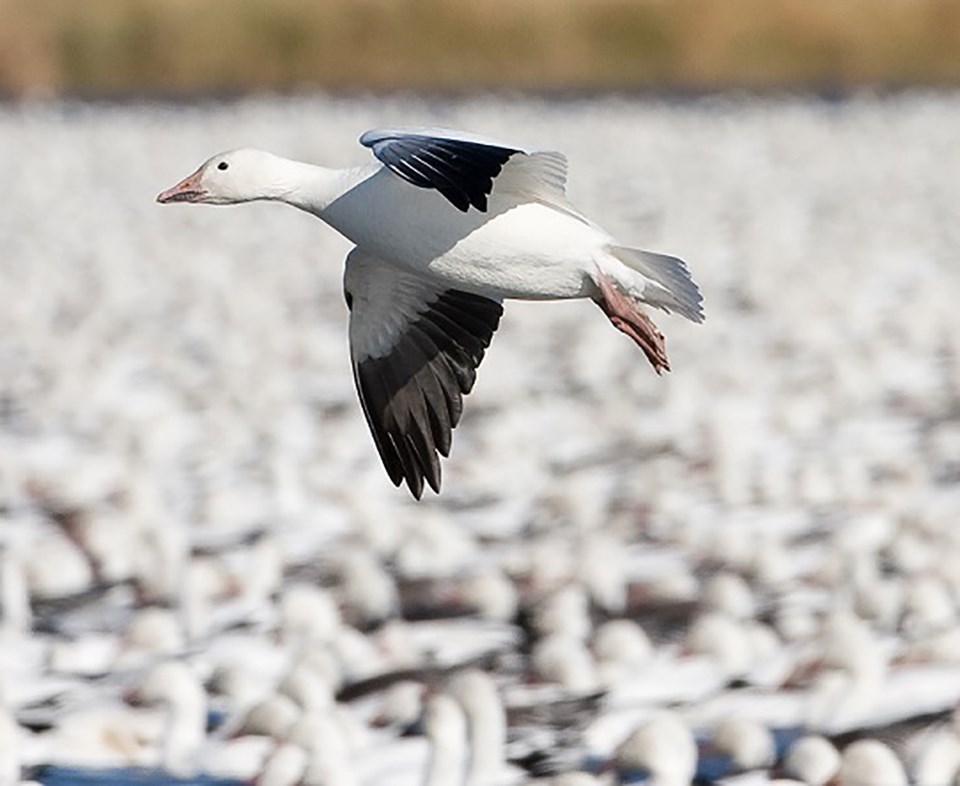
407, 479, 425, 501
352, 289, 503, 501
366, 130, 516, 213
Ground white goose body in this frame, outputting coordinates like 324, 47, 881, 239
323, 167, 602, 299
158, 127, 704, 498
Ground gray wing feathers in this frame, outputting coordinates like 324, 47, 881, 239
494, 150, 568, 201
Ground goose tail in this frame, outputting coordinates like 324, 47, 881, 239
607, 245, 705, 323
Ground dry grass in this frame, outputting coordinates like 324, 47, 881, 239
1, 0, 959, 96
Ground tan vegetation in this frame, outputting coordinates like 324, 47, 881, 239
2, 0, 959, 96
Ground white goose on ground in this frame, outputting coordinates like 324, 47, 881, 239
158, 128, 704, 497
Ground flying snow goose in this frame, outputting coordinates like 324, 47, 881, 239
158, 128, 704, 498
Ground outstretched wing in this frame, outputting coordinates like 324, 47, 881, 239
359, 126, 567, 213
344, 249, 503, 498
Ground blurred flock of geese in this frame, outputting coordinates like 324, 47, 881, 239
0, 92, 959, 785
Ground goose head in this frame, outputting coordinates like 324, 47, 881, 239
781, 735, 839, 786
614, 711, 697, 784
157, 149, 287, 205
126, 661, 206, 775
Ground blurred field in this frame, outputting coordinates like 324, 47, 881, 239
2, 0, 960, 96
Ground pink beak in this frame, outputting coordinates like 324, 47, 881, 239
156, 167, 207, 203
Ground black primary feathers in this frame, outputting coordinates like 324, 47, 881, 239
360, 129, 520, 212
351, 289, 503, 498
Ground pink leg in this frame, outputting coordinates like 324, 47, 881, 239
594, 271, 670, 374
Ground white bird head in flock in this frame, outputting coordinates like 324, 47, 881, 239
157, 149, 291, 205
126, 661, 207, 776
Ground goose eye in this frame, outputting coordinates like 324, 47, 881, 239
217, 162, 229, 171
